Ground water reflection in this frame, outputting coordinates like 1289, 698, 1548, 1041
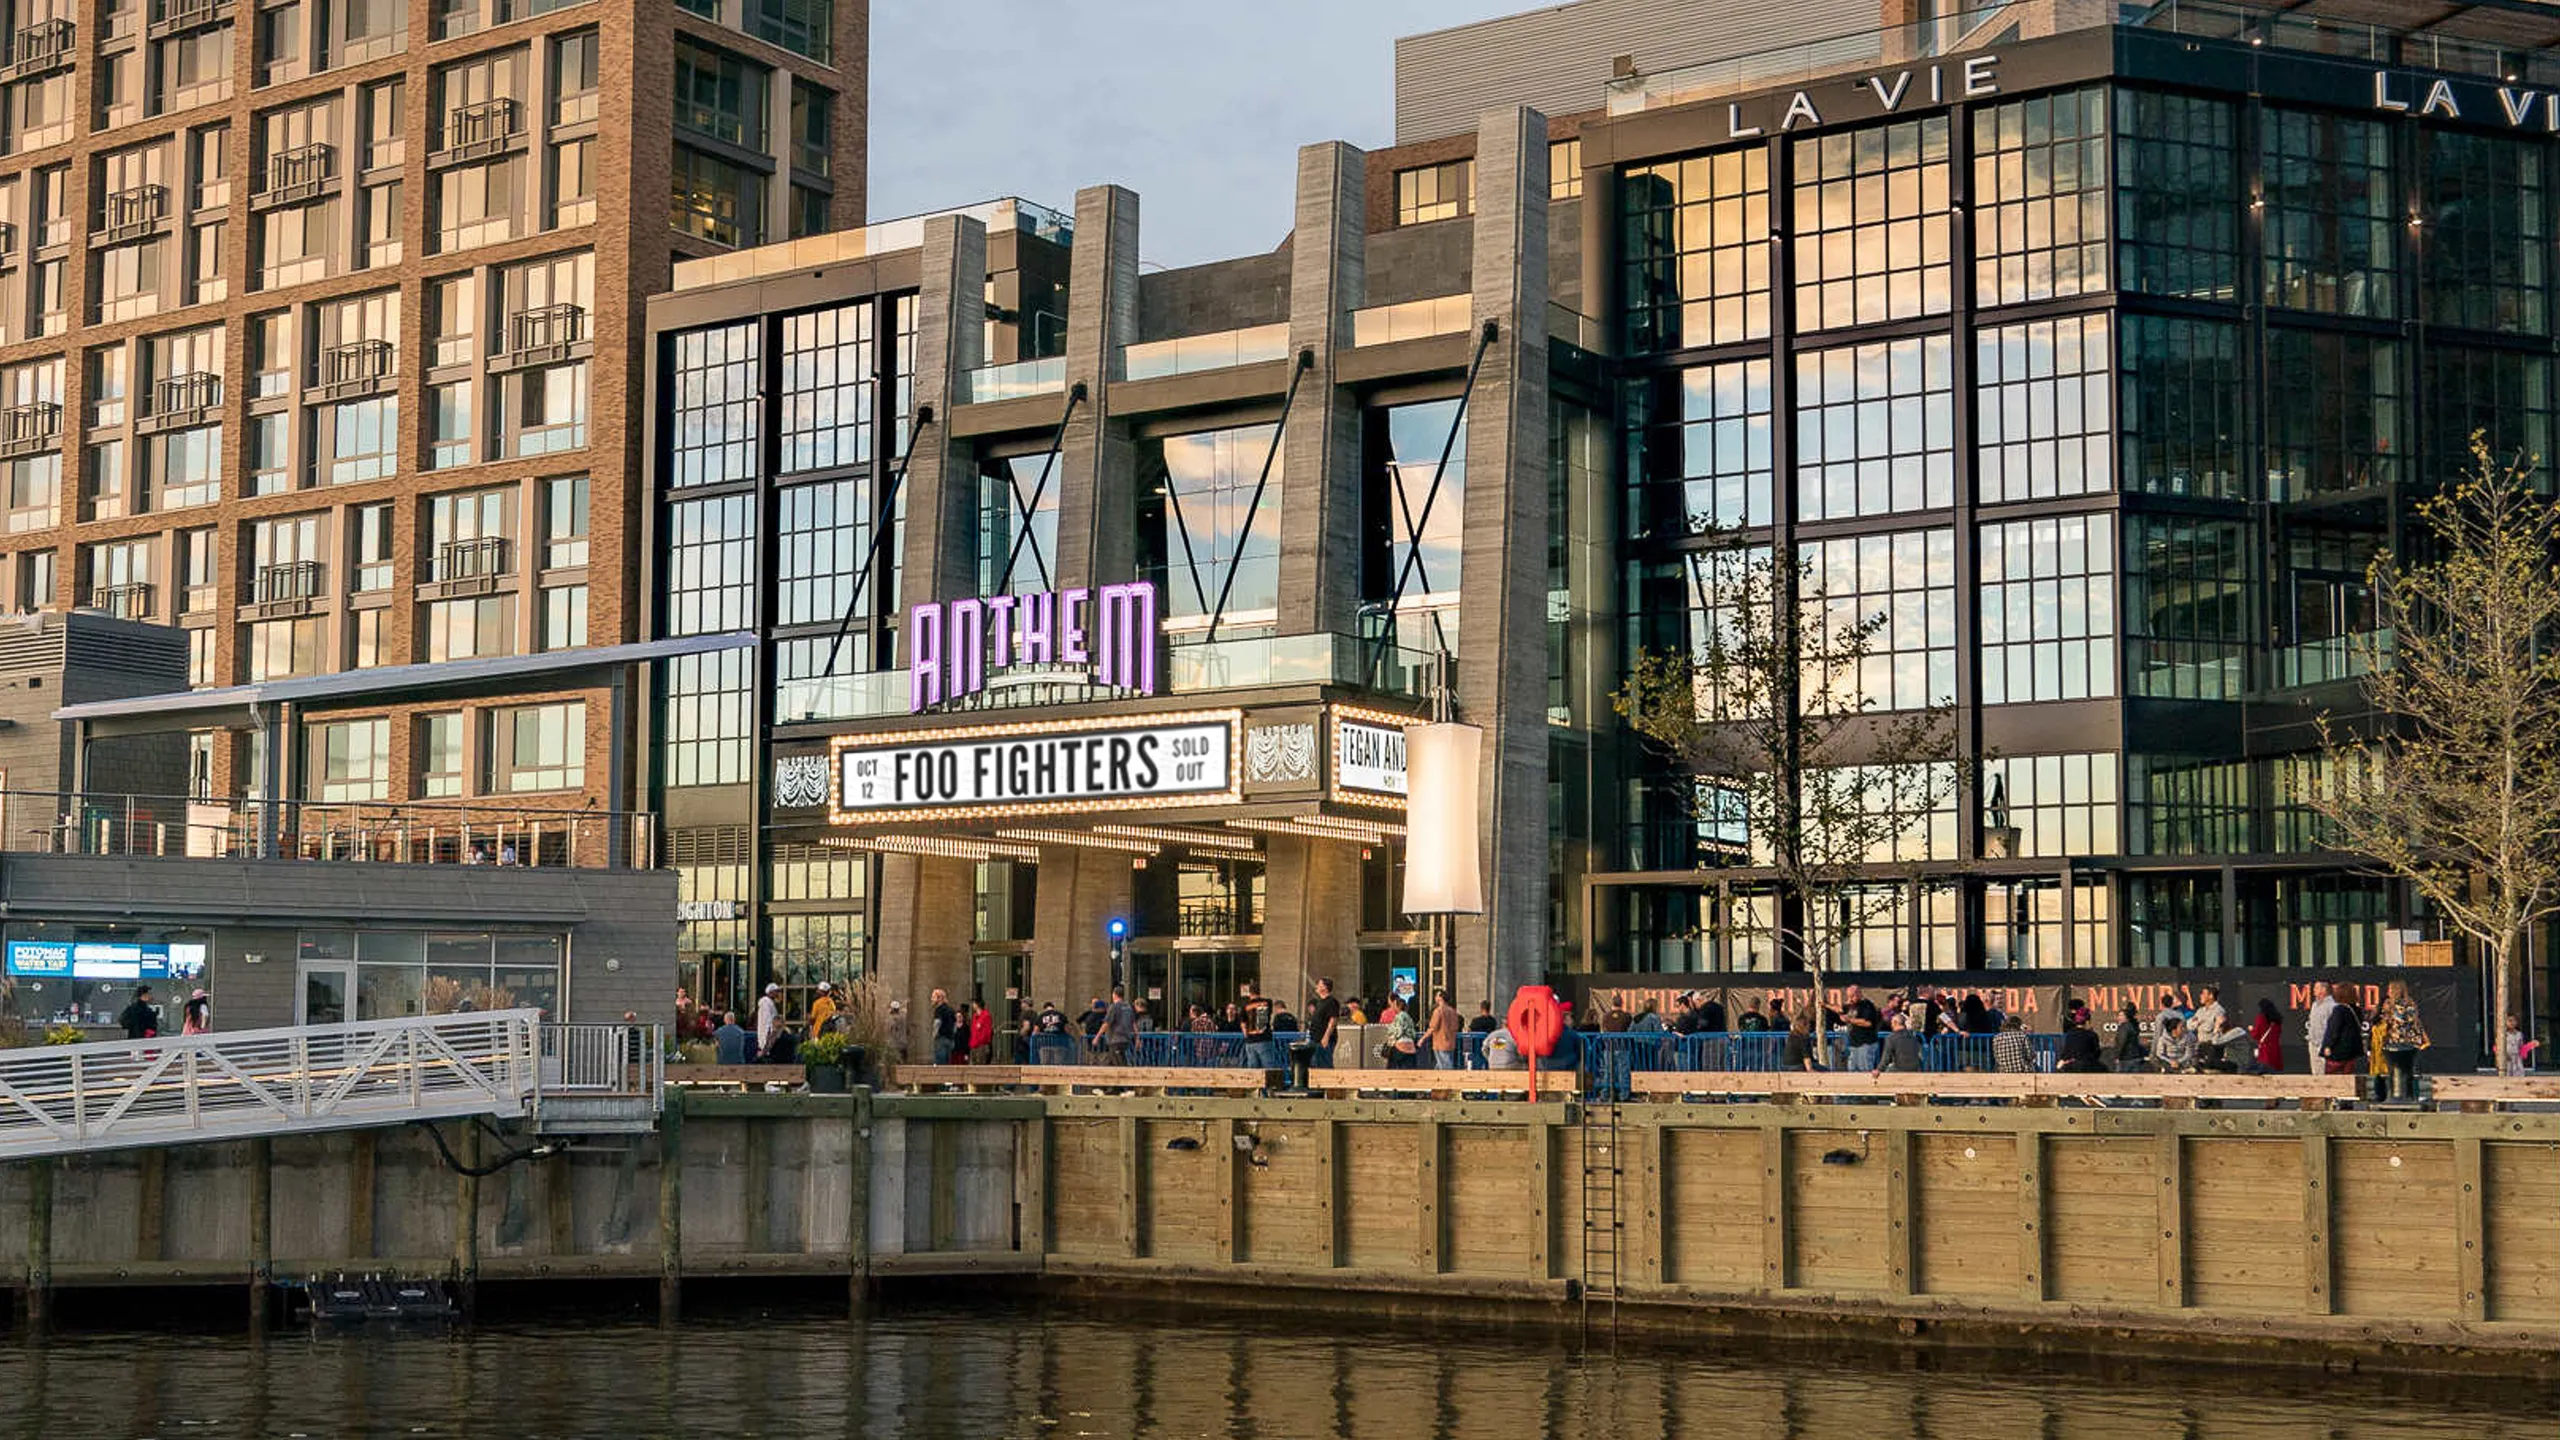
0, 1297, 2543, 1439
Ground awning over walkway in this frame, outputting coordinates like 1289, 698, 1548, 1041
54, 633, 754, 737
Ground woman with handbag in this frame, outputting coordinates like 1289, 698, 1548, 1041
2376, 980, 2430, 1102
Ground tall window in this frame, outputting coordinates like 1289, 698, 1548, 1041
1138, 423, 1283, 629
780, 303, 873, 471
1977, 313, 2113, 504
507, 361, 587, 456
305, 718, 390, 802
1792, 116, 1950, 330
2265, 331, 2401, 502
1972, 88, 2108, 308
487, 702, 584, 793
670, 147, 764, 247
665, 492, 755, 637
2126, 515, 2249, 701
318, 396, 399, 485
977, 454, 1057, 595
543, 475, 588, 568
673, 40, 768, 150
2120, 316, 2242, 499
1549, 138, 1581, 201
1624, 358, 1772, 536
667, 321, 759, 486
1364, 398, 1466, 653
418, 712, 463, 797
2262, 108, 2395, 318
1619, 145, 1770, 352
775, 480, 860, 627
2115, 89, 2236, 302
1394, 159, 1472, 225
1979, 513, 2117, 704
1794, 336, 1954, 520
1982, 754, 2121, 858
2422, 129, 2547, 335
1802, 529, 1955, 712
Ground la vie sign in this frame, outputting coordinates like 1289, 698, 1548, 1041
2374, 70, 2560, 130
1697, 56, 2005, 141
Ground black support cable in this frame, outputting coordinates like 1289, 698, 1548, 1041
1204, 348, 1315, 643
1375, 318, 1499, 669
815, 404, 937, 687
998, 381, 1087, 594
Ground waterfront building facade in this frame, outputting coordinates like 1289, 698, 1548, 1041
0, 0, 865, 827
650, 0, 2559, 1050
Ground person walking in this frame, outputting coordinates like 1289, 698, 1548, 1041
180, 988, 212, 1036
2500, 1013, 2529, 1077
2249, 997, 2284, 1074
752, 984, 784, 1061
1840, 986, 1883, 1071
1099, 986, 1138, 1065
1380, 997, 1420, 1070
119, 985, 162, 1040
1304, 977, 1342, 1069
2109, 1004, 2147, 1073
2376, 980, 2430, 1101
2188, 985, 2239, 1072
2305, 981, 2340, 1075
1426, 989, 1462, 1070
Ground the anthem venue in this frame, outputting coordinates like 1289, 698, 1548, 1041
644, 0, 2559, 1054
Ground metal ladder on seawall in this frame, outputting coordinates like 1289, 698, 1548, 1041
1577, 1098, 1623, 1346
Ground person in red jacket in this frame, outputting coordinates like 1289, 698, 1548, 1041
2249, 997, 2285, 1074
968, 1001, 996, 1063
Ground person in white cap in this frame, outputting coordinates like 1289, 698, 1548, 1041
754, 983, 783, 1060
809, 980, 838, 1037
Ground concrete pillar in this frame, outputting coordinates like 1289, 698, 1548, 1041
1053, 184, 1142, 591
1452, 106, 1554, 1005
1259, 833, 1363, 1014
872, 855, 976, 1058
1279, 142, 1367, 638
899, 214, 989, 603
1031, 846, 1132, 1013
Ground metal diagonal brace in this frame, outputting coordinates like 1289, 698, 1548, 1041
1378, 318, 1499, 664
998, 381, 1088, 594
814, 404, 938, 686
1205, 348, 1315, 643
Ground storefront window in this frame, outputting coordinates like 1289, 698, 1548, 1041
1137, 422, 1282, 630
3, 923, 211, 1028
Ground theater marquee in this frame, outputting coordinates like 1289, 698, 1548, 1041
831, 710, 1242, 824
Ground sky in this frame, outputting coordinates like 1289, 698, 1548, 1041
865, 0, 1521, 269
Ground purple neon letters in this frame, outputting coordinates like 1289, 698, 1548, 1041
907, 581, 1159, 711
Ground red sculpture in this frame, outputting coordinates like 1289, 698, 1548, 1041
1508, 985, 1565, 1101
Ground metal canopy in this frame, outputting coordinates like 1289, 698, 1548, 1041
52, 632, 754, 737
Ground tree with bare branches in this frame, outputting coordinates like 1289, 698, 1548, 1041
2310, 437, 2560, 1054
1613, 539, 1958, 1008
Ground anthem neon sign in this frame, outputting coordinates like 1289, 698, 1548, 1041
906, 581, 1160, 712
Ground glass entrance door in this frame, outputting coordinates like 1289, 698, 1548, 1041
299, 959, 352, 1025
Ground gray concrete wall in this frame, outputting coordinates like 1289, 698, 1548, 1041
1365, 221, 1474, 307
1137, 252, 1291, 340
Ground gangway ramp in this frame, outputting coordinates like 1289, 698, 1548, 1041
0, 1010, 554, 1160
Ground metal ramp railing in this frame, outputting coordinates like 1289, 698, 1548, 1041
0, 1010, 546, 1160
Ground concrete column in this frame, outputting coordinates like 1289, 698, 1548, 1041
1031, 846, 1132, 1013
872, 855, 976, 1058
1053, 184, 1142, 590
1258, 833, 1363, 1015
898, 214, 989, 604
1279, 142, 1367, 638
1452, 106, 1554, 1005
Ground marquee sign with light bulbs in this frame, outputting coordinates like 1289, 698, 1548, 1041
831, 708, 1243, 825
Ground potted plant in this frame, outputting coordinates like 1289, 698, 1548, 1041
802, 1028, 852, 1094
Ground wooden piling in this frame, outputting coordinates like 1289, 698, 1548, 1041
658, 1093, 684, 1323
247, 1137, 272, 1331
22, 1157, 50, 1330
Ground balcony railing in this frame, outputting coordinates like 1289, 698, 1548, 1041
434, 536, 510, 583
437, 98, 522, 162
1120, 322, 1290, 382
100, 185, 170, 243
85, 582, 151, 620
152, 372, 222, 417
1348, 294, 1470, 347
323, 339, 395, 391
148, 0, 231, 37
252, 560, 324, 605
0, 789, 657, 870
507, 303, 587, 358
0, 401, 61, 456
959, 355, 1067, 404
5, 19, 73, 78
260, 143, 335, 206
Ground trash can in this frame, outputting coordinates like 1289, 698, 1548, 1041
1285, 1041, 1316, 1093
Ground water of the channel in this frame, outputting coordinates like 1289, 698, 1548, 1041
0, 1293, 2548, 1439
